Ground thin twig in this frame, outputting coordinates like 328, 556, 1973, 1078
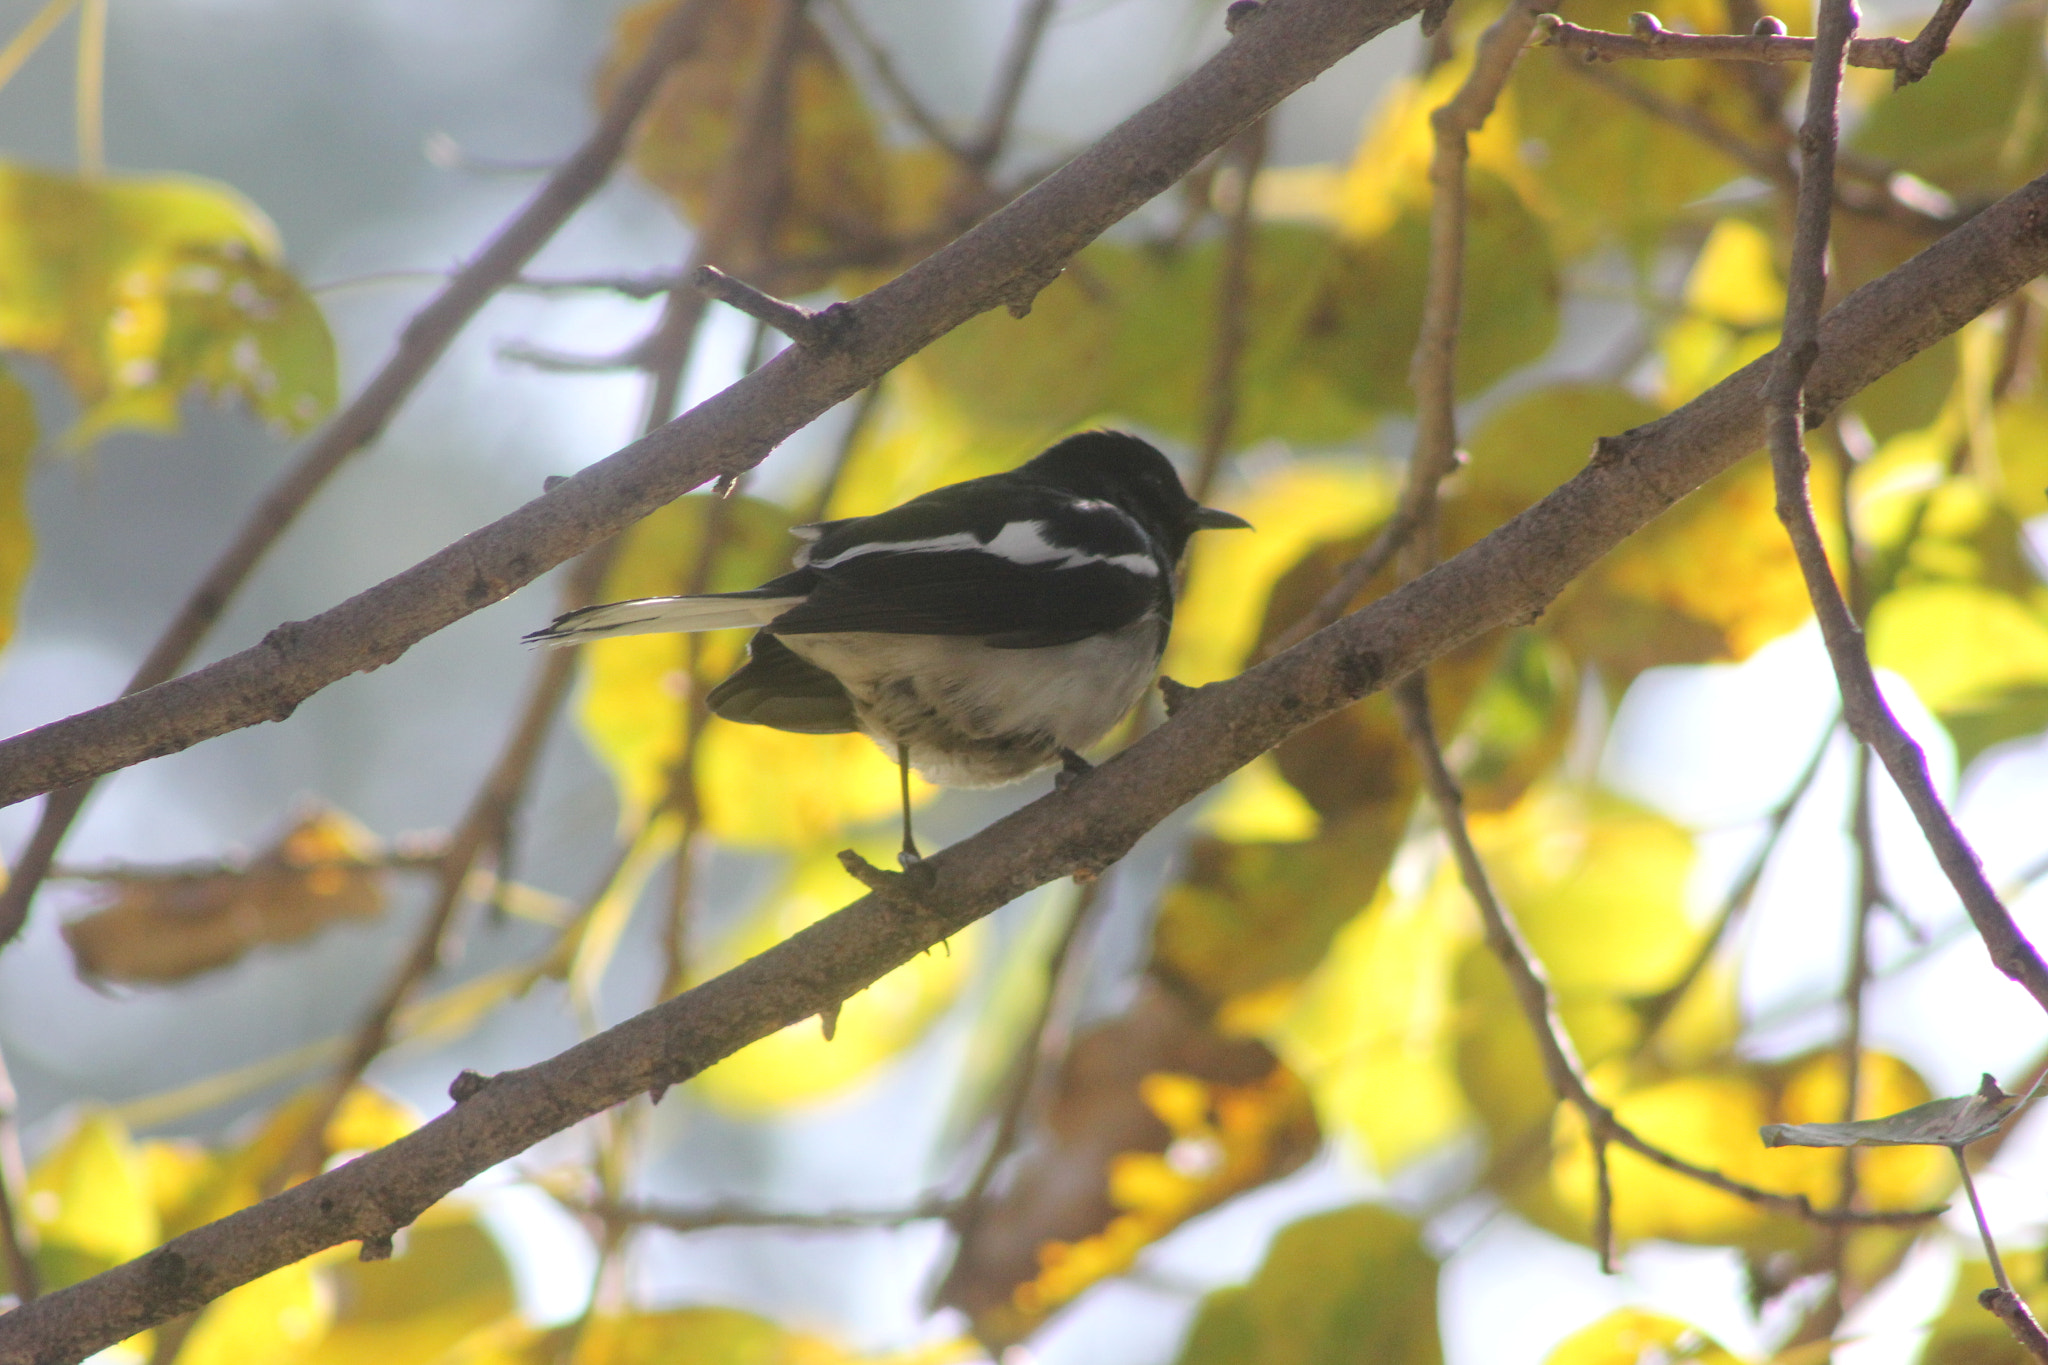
0, 0, 79, 102
0, 1048, 37, 1304
692, 265, 851, 351
1395, 678, 1939, 1230
0, 0, 721, 951
820, 0, 968, 159
12, 135, 2046, 1346
1535, 11, 1939, 72
1267, 0, 1543, 652
1632, 719, 1837, 1040
1190, 121, 1267, 503
968, 0, 1061, 169
946, 878, 1111, 1252
1765, 0, 2048, 1018
73, 0, 104, 178
1895, 0, 1973, 84
579, 1193, 957, 1234
1981, 1287, 2048, 1365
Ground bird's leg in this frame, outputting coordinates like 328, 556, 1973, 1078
897, 742, 923, 868
1055, 747, 1093, 792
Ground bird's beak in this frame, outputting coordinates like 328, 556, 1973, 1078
1193, 506, 1253, 531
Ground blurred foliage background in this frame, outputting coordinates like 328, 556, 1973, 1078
1, 0, 2048, 1362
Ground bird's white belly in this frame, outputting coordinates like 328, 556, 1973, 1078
780, 619, 1165, 787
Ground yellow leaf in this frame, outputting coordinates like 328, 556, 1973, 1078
597, 1, 894, 283
1272, 884, 1472, 1172
1556, 452, 1822, 680
692, 846, 978, 1112
0, 161, 334, 443
302, 1206, 517, 1365
28, 1109, 158, 1289
1685, 219, 1784, 328
1167, 460, 1391, 686
1196, 755, 1320, 844
1018, 1067, 1319, 1327
1546, 1308, 1748, 1365
1868, 581, 2048, 710
179, 1260, 334, 1365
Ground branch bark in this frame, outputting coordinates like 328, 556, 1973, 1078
0, 0, 720, 946
0, 0, 1424, 814
8, 132, 2048, 1365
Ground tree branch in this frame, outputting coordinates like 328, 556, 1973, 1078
0, 0, 722, 949
1535, 11, 1934, 72
0, 0, 1429, 811
4, 136, 2045, 1353
1395, 678, 1942, 1238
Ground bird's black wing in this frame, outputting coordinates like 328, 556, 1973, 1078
770, 489, 1169, 648
705, 632, 858, 733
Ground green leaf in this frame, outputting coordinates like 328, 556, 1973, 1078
1867, 583, 2048, 757
912, 225, 1382, 451
1760, 1073, 2021, 1149
1851, 10, 2048, 198
0, 161, 335, 444
1176, 1204, 1441, 1365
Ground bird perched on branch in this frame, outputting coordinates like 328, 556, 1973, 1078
527, 430, 1250, 865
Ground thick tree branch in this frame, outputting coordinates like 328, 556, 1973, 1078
0, 0, 720, 946
0, 0, 1428, 810
8, 139, 2048, 1365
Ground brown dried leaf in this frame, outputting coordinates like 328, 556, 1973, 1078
936, 980, 1318, 1347
61, 809, 387, 984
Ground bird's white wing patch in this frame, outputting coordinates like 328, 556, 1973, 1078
808, 519, 1160, 577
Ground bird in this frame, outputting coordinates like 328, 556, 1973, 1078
526, 429, 1250, 865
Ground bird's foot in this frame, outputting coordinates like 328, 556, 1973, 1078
1055, 748, 1093, 792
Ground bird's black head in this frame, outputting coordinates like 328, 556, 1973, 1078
1020, 430, 1251, 559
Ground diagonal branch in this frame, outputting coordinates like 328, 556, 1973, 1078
0, 0, 1430, 812
1763, 0, 2048, 1065
0, 0, 721, 949
9, 131, 2048, 1365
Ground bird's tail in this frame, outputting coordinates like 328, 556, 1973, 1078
524, 592, 804, 646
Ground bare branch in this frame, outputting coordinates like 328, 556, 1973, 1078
0, 1049, 37, 1304
4, 136, 2043, 1350
579, 1193, 957, 1234
1268, 0, 1543, 650
0, 0, 723, 950
1764, 0, 2048, 1030
819, 0, 969, 159
1534, 11, 1929, 71
968, 0, 1061, 169
692, 265, 854, 350
1395, 678, 1942, 1232
1190, 122, 1268, 502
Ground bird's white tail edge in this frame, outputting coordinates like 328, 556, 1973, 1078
528, 595, 803, 645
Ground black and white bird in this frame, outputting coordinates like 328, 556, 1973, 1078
526, 430, 1250, 863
